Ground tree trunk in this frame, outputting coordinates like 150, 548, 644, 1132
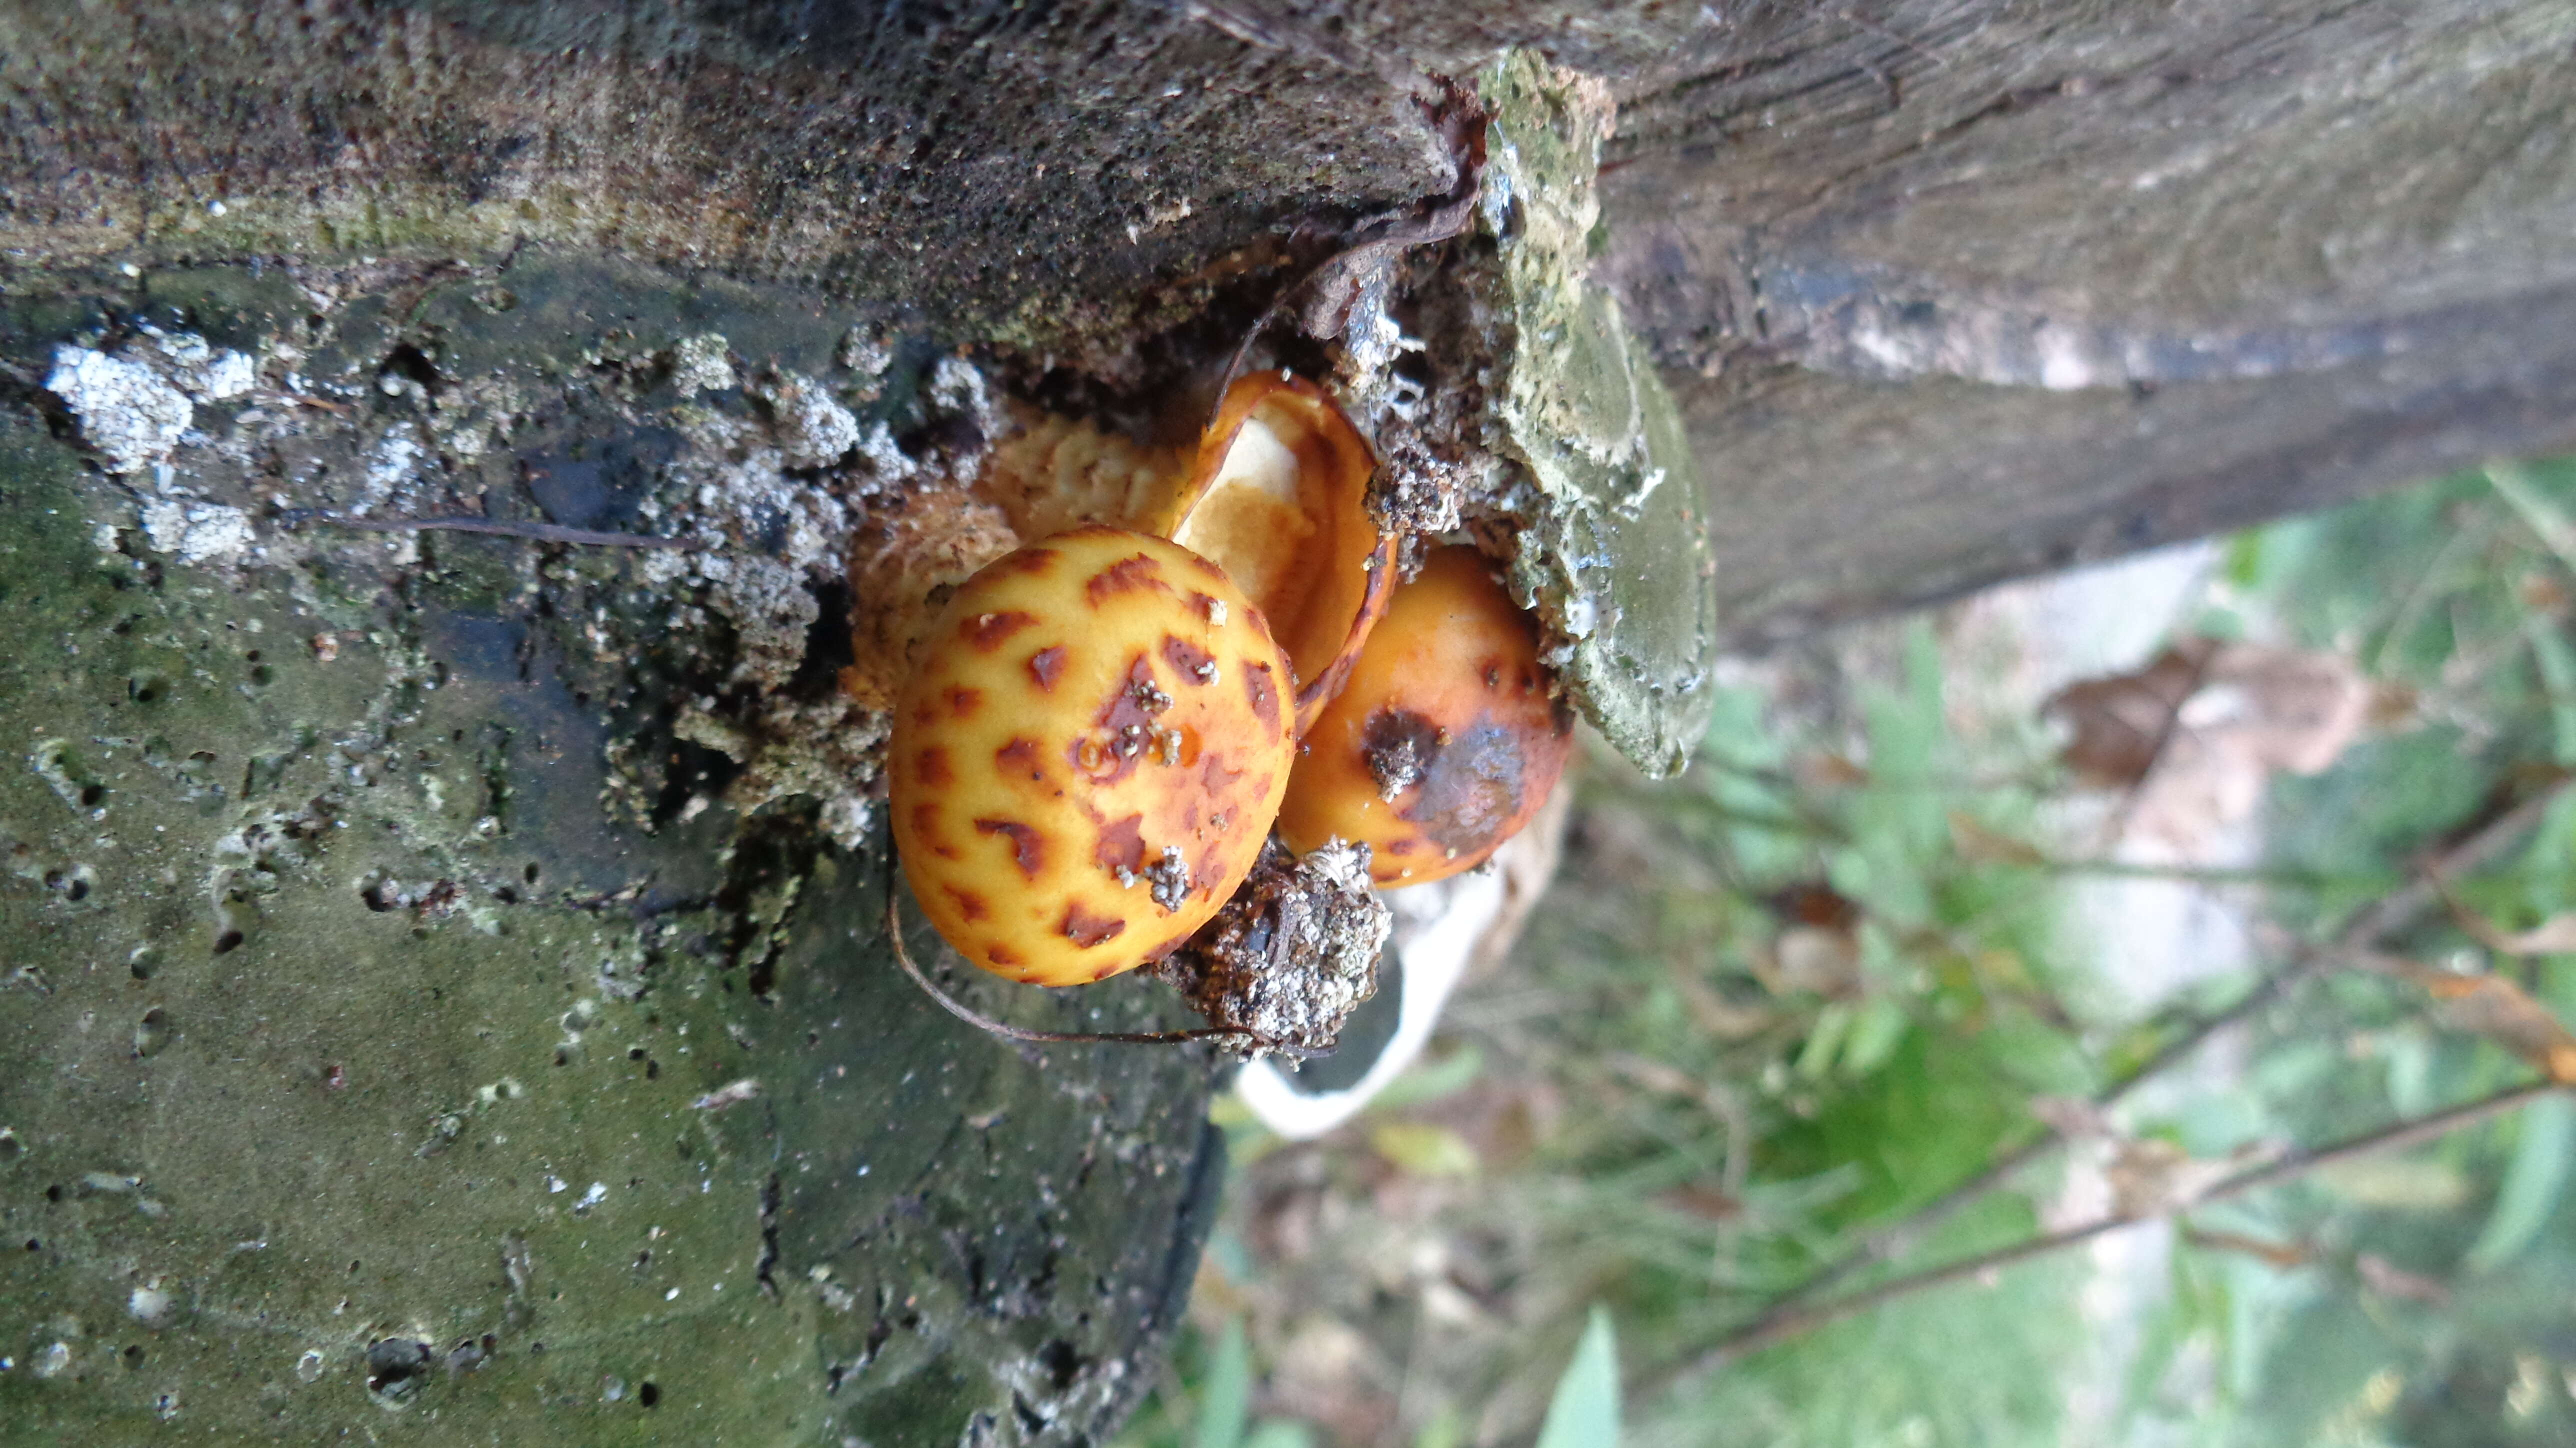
0, 3, 2566, 1444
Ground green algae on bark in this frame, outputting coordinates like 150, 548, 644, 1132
1476, 52, 1720, 778
0, 262, 1222, 1444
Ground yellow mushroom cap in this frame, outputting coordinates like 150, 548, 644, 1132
1145, 373, 1395, 735
1277, 546, 1574, 887
889, 526, 1298, 986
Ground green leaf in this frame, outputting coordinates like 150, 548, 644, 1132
1194, 1318, 1252, 1448
1412, 1404, 1466, 1448
1536, 1306, 1622, 1448
1840, 996, 1912, 1076
1796, 1000, 1854, 1080
1369, 1121, 1481, 1178
2466, 1090, 2576, 1272
1368, 1046, 1486, 1113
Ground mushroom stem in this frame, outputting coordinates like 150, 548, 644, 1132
882, 859, 1288, 1052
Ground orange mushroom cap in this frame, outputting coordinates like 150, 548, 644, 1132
1276, 546, 1574, 887
1142, 372, 1397, 735
889, 526, 1298, 985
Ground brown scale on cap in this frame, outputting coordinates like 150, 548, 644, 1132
1278, 546, 1574, 888
966, 610, 1038, 650
995, 736, 1044, 783
914, 746, 955, 790
1094, 815, 1148, 876
1086, 552, 1170, 605
973, 818, 1046, 878
1060, 902, 1128, 948
888, 526, 1296, 986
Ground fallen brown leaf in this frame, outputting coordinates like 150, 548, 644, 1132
2367, 954, 2576, 1083
1656, 1184, 1744, 1223
2182, 1226, 2311, 1270
2044, 638, 2216, 789
2356, 1252, 2452, 1306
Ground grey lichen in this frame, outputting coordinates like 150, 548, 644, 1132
1476, 51, 1720, 776
1152, 839, 1391, 1058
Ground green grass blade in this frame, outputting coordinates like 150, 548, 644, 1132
1536, 1306, 1622, 1448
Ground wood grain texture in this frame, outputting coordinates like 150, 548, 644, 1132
1598, 0, 2576, 638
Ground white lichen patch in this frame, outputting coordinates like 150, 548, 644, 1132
128, 1280, 175, 1326
759, 372, 861, 470
44, 330, 261, 475
46, 346, 194, 474
928, 356, 1004, 444
838, 323, 894, 382
137, 328, 258, 401
139, 500, 257, 564
696, 552, 818, 691
670, 332, 736, 397
357, 422, 426, 514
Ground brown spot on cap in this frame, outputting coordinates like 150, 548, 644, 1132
1094, 814, 1146, 876
942, 684, 984, 718
911, 803, 957, 859
1399, 718, 1526, 856
1360, 707, 1445, 802
913, 746, 954, 790
942, 884, 992, 922
1084, 553, 1168, 606
1192, 842, 1230, 900
1162, 634, 1214, 682
1184, 552, 1228, 581
974, 818, 1047, 879
1242, 662, 1280, 732
1199, 752, 1245, 798
986, 942, 1022, 966
996, 736, 1044, 782
1090, 962, 1122, 982
993, 548, 1056, 577
1060, 902, 1128, 948
964, 610, 1038, 650
1072, 656, 1164, 786
1028, 646, 1067, 690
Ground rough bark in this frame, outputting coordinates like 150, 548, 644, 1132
0, 2, 2568, 1444
1598, 0, 2576, 640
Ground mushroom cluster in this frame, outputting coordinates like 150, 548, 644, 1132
874, 371, 1570, 994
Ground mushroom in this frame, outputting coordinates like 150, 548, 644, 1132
1276, 545, 1574, 886
888, 526, 1298, 985
1142, 372, 1396, 734
847, 372, 1392, 729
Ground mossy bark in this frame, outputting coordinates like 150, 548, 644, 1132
0, 258, 1228, 1442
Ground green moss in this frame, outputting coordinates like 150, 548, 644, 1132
0, 361, 1216, 1440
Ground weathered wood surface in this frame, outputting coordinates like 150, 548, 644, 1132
1598, 1, 2576, 639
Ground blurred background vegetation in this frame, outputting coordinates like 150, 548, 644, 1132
1114, 456, 2576, 1448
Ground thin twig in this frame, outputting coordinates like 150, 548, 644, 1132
1686, 1078, 2562, 1372
880, 858, 1281, 1051
275, 510, 706, 550
1722, 775, 2568, 1334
